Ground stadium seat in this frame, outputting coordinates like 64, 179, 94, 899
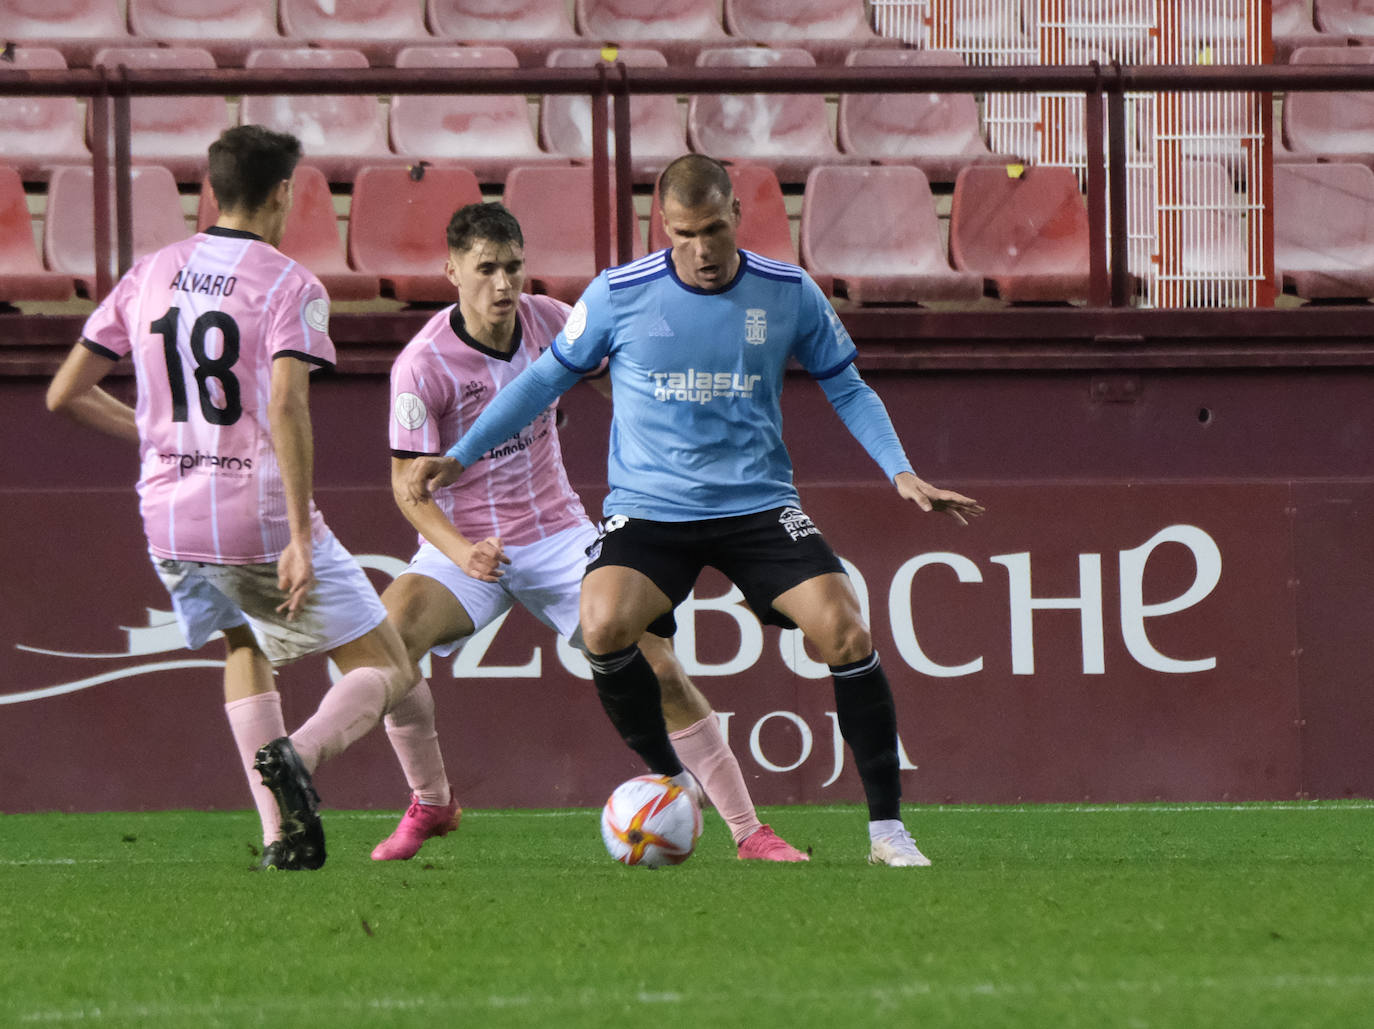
1282, 45, 1374, 166
800, 165, 982, 305
278, 0, 435, 67
573, 0, 729, 66
721, 0, 901, 67
0, 164, 76, 303
198, 165, 380, 301
1314, 0, 1374, 36
502, 165, 645, 302
1274, 0, 1339, 61
948, 165, 1092, 304
388, 46, 569, 185
1274, 161, 1374, 299
347, 164, 484, 303
0, 48, 90, 182
837, 49, 1015, 185
3, 0, 132, 68
647, 161, 796, 265
239, 48, 400, 183
43, 164, 189, 297
89, 47, 231, 184
540, 48, 685, 184
424, 0, 583, 68
126, 0, 288, 67
687, 47, 867, 186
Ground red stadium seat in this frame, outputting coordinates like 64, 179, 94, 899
127, 0, 288, 67
648, 161, 796, 265
1314, 0, 1374, 35
0, 48, 90, 182
838, 49, 1014, 185
195, 166, 381, 301
687, 47, 867, 186
800, 165, 982, 305
1274, 161, 1374, 299
239, 48, 400, 184
0, 164, 76, 302
278, 0, 435, 67
43, 164, 189, 297
347, 164, 484, 303
1283, 46, 1374, 166
3, 0, 132, 68
721, 0, 900, 66
1274, 0, 1335, 62
573, 0, 729, 66
89, 47, 231, 183
540, 48, 686, 184
389, 46, 570, 185
502, 165, 645, 303
424, 0, 583, 68
949, 165, 1092, 304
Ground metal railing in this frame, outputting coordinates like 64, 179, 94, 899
1, 60, 1371, 305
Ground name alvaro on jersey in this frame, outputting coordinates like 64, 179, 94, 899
168, 269, 237, 297
650, 369, 763, 404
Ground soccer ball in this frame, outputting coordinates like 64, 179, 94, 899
600, 774, 703, 868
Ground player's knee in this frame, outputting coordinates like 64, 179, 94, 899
810, 618, 873, 667
578, 606, 642, 655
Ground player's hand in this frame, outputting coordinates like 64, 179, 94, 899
405, 456, 465, 504
894, 471, 986, 527
275, 537, 315, 619
460, 536, 510, 582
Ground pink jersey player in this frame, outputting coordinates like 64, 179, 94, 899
81, 227, 333, 564
388, 292, 588, 547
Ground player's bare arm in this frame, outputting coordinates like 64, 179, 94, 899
403, 455, 465, 505
390, 456, 508, 581
894, 471, 986, 527
45, 343, 139, 443
269, 355, 317, 617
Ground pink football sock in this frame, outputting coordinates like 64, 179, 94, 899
382, 678, 451, 806
225, 692, 286, 846
670, 713, 763, 845
290, 666, 390, 772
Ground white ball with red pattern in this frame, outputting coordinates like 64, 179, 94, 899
600, 774, 703, 868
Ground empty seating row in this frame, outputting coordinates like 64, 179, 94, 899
1, 44, 1008, 187
4, 0, 895, 68
0, 160, 1053, 308
8, 158, 1365, 311
1277, 0, 1374, 61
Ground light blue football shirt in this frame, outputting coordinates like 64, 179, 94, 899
449, 249, 913, 522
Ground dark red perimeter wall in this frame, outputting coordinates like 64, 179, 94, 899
3, 309, 1374, 812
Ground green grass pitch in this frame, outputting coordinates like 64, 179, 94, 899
2, 802, 1372, 1028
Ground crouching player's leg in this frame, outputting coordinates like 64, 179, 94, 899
640, 633, 808, 862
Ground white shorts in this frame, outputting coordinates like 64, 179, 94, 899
397, 521, 597, 657
152, 530, 388, 667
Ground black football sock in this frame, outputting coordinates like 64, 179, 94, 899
587, 644, 682, 777
831, 651, 902, 821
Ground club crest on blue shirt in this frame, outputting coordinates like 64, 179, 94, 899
745, 308, 767, 345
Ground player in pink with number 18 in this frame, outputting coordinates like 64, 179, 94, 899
45, 125, 420, 872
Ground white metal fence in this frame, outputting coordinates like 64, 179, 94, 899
869, 0, 1272, 307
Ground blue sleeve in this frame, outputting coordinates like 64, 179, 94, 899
816, 363, 914, 483
793, 272, 860, 379
446, 348, 581, 466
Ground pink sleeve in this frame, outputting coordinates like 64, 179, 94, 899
389, 347, 447, 455
79, 273, 137, 359
269, 273, 336, 369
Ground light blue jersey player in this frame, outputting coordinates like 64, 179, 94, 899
449, 245, 913, 522
406, 154, 984, 866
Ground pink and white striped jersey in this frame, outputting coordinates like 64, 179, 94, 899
389, 293, 589, 548
81, 227, 334, 564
